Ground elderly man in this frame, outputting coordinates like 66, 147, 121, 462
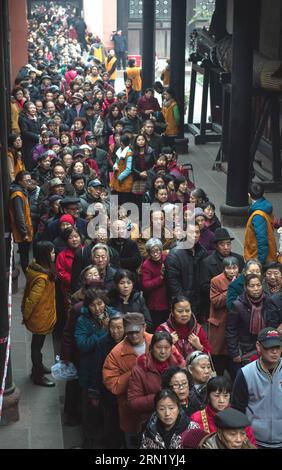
232, 327, 282, 449
103, 312, 152, 449
198, 408, 255, 449
89, 243, 117, 292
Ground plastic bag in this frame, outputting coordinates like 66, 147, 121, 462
51, 357, 78, 381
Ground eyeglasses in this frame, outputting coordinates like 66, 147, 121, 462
170, 382, 188, 390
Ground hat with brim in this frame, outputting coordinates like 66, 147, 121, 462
214, 408, 250, 429
49, 178, 65, 188
258, 327, 282, 349
213, 227, 234, 242
123, 312, 145, 333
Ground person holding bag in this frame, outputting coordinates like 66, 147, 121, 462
21, 241, 57, 387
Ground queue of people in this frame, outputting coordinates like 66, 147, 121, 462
7, 1, 282, 451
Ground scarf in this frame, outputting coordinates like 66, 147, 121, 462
246, 292, 265, 336
268, 283, 281, 294
151, 355, 170, 375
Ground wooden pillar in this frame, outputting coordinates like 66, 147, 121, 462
142, 0, 156, 92
170, 0, 187, 139
221, 0, 255, 226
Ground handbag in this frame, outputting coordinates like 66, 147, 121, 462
132, 179, 147, 195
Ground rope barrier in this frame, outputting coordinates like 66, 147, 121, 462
0, 235, 14, 419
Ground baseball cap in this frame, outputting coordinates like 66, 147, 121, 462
88, 179, 102, 188
123, 312, 145, 333
257, 327, 282, 349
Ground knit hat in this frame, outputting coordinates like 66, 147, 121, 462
59, 214, 75, 226
181, 428, 209, 449
194, 208, 207, 219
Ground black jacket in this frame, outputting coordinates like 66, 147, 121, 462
9, 184, 30, 239
225, 292, 269, 359
108, 238, 142, 272
109, 289, 152, 331
18, 112, 41, 170
71, 244, 120, 293
265, 292, 282, 328
79, 333, 118, 406
132, 147, 155, 179
165, 243, 208, 312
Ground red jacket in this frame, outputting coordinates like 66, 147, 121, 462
191, 404, 257, 446
127, 349, 185, 431
141, 253, 168, 311
157, 313, 212, 360
56, 245, 83, 290
85, 157, 100, 177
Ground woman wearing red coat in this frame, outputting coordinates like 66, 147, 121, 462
127, 331, 185, 433
190, 376, 256, 446
56, 227, 83, 312
141, 238, 169, 330
208, 256, 239, 376
157, 296, 211, 360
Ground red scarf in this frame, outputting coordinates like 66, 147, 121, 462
246, 292, 265, 336
151, 356, 170, 374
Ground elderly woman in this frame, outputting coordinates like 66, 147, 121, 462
186, 351, 214, 416
226, 259, 262, 311
140, 389, 199, 449
157, 296, 211, 360
226, 273, 268, 376
127, 331, 185, 434
141, 238, 169, 330
162, 366, 191, 418
208, 256, 240, 376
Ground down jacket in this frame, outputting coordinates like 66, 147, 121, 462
127, 349, 185, 431
21, 262, 56, 335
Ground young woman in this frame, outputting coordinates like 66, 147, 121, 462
157, 296, 211, 360
21, 241, 56, 387
131, 133, 155, 209
56, 227, 83, 313
190, 376, 256, 446
203, 201, 221, 233
7, 134, 26, 182
104, 103, 123, 145
194, 208, 215, 255
162, 88, 180, 147
141, 238, 169, 330
209, 256, 240, 376
18, 101, 41, 170
186, 351, 213, 415
140, 389, 199, 449
128, 331, 185, 433
109, 269, 152, 330
110, 134, 133, 205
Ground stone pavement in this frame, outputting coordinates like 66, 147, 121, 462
0, 135, 281, 449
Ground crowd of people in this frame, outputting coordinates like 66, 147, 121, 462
7, 1, 282, 450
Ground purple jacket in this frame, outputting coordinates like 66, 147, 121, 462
199, 227, 215, 255
32, 143, 50, 163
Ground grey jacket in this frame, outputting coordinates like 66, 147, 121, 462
232, 359, 282, 448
